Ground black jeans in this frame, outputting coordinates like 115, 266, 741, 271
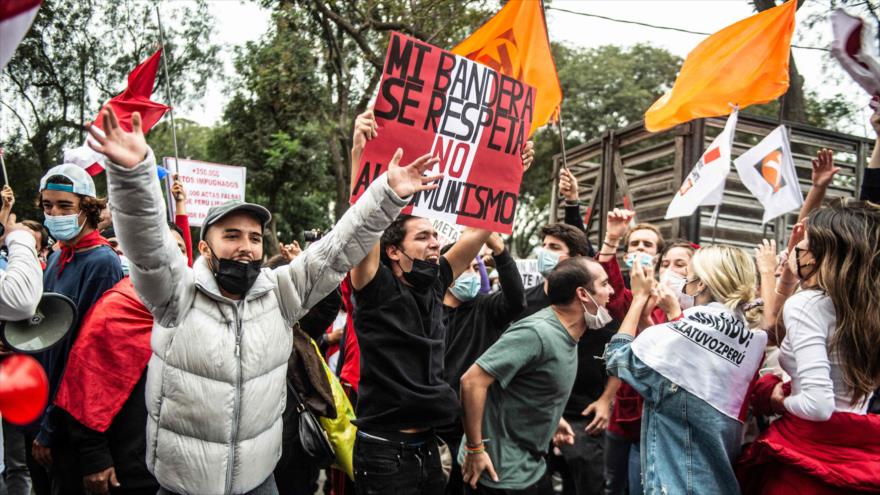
462, 473, 550, 495
557, 417, 606, 495
353, 430, 445, 495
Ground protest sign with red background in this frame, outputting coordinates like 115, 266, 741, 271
351, 32, 534, 234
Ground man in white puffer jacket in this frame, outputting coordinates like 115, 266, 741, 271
87, 107, 441, 495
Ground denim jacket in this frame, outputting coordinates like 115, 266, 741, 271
605, 334, 743, 495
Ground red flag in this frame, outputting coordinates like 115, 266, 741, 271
94, 48, 170, 134
68, 49, 170, 176
0, 0, 41, 71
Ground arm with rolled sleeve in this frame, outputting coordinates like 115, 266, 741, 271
0, 230, 42, 321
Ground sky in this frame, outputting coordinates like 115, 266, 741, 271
182, 0, 875, 137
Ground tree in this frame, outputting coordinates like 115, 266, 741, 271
0, 0, 220, 222
509, 43, 683, 256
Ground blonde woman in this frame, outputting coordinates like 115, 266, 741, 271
737, 204, 880, 495
605, 246, 767, 495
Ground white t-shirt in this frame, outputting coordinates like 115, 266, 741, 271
779, 290, 871, 421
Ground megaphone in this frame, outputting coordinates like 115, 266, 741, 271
0, 293, 77, 354
0, 354, 48, 425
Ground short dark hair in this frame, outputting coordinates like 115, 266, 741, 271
546, 257, 598, 305
380, 214, 415, 252
539, 223, 590, 257
38, 175, 106, 229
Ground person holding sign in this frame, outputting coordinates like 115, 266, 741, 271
347, 109, 533, 495
87, 106, 440, 495
604, 247, 767, 495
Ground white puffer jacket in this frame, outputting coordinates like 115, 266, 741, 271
106, 150, 408, 494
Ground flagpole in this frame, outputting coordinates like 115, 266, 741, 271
556, 108, 569, 170
155, 5, 181, 178
0, 149, 7, 186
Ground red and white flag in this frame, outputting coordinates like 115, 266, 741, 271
665, 110, 739, 219
0, 0, 41, 70
831, 9, 880, 98
66, 49, 170, 176
734, 125, 803, 224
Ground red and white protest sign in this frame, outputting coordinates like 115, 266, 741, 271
350, 32, 534, 234
165, 158, 247, 227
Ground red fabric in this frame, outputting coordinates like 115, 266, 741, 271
338, 277, 361, 392
599, 257, 633, 322
737, 412, 880, 494
54, 278, 154, 432
175, 214, 193, 267
57, 230, 112, 277
0, 0, 40, 20
92, 49, 169, 136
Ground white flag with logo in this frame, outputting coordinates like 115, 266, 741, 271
665, 110, 738, 219
734, 125, 803, 224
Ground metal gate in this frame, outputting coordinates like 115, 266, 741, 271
551, 113, 875, 248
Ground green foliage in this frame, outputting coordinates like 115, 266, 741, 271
0, 0, 219, 224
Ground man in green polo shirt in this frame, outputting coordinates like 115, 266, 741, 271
459, 256, 614, 494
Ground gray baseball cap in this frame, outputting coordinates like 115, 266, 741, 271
199, 200, 272, 242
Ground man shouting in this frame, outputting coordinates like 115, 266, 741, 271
87, 107, 440, 495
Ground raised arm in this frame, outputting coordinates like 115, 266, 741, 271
482, 233, 525, 323
276, 149, 440, 321
88, 109, 191, 326
797, 149, 839, 223
862, 106, 880, 202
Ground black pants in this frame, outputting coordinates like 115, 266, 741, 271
437, 423, 464, 495
23, 432, 50, 495
353, 430, 445, 495
463, 473, 550, 495
556, 417, 606, 495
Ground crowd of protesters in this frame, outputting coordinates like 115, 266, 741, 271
0, 102, 877, 495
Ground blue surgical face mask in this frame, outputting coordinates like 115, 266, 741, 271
44, 212, 84, 241
450, 274, 481, 302
624, 252, 654, 269
536, 248, 560, 278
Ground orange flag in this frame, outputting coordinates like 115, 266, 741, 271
452, 0, 562, 136
644, 0, 797, 132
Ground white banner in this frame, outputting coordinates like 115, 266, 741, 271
515, 259, 542, 289
165, 158, 247, 227
666, 110, 738, 219
733, 125, 803, 224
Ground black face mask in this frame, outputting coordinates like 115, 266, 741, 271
399, 250, 439, 290
208, 246, 262, 297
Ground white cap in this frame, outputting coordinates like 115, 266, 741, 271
39, 164, 97, 198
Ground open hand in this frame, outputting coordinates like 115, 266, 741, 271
385, 148, 442, 199
755, 239, 777, 275
811, 148, 839, 189
86, 108, 148, 169
582, 398, 611, 436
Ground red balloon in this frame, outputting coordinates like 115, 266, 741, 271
0, 354, 49, 425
